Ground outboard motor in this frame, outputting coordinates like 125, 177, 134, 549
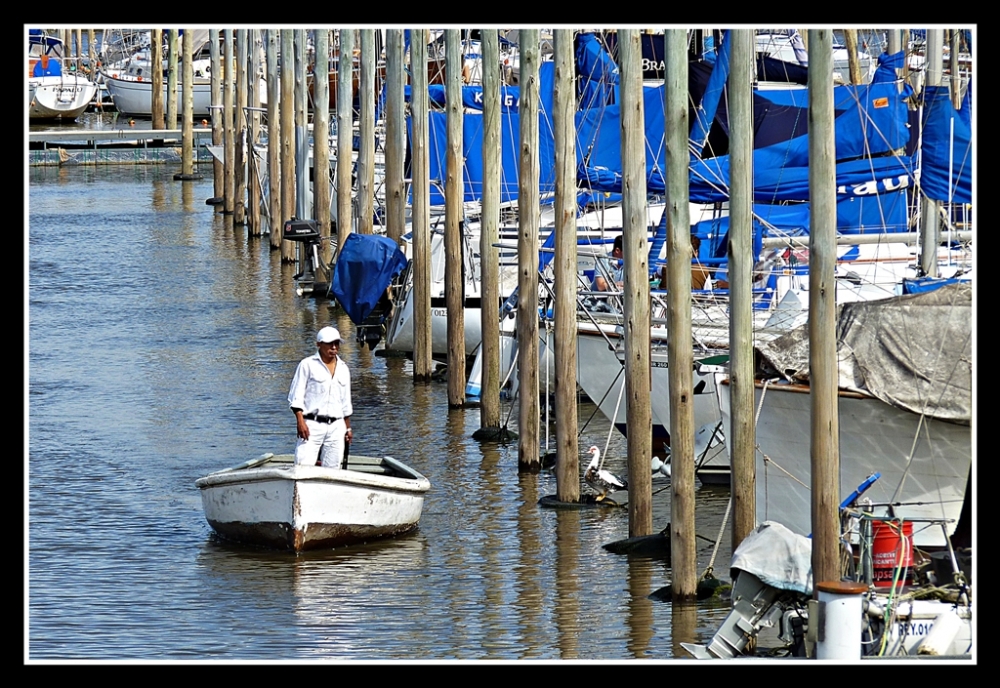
284, 218, 330, 297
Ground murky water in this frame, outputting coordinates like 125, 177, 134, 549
28, 162, 735, 661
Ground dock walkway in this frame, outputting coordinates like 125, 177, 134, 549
29, 128, 216, 166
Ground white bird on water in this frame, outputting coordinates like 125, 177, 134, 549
584, 446, 628, 502
651, 455, 671, 478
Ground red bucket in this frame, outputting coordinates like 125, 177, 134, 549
872, 520, 914, 587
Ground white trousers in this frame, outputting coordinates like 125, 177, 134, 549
294, 417, 347, 468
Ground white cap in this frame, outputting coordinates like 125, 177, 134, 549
317, 326, 342, 343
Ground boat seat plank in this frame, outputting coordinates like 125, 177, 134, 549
347, 464, 391, 475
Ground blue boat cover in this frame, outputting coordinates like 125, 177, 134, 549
919, 85, 972, 204
409, 61, 557, 205
330, 233, 408, 325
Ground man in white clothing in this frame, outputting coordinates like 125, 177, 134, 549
288, 326, 354, 467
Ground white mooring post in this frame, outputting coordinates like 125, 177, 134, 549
815, 581, 868, 659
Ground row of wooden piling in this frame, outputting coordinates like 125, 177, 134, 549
185, 28, 858, 602
186, 27, 720, 601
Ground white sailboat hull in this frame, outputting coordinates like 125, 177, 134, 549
103, 71, 217, 117
717, 379, 970, 547
28, 75, 97, 120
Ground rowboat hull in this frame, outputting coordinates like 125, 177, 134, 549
196, 453, 430, 551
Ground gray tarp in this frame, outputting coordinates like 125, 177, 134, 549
731, 521, 813, 594
755, 282, 972, 424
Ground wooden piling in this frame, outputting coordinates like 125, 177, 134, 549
266, 30, 283, 249
843, 29, 862, 85
478, 29, 502, 427
357, 29, 376, 235
151, 30, 164, 130
87, 29, 95, 88
410, 29, 434, 383
167, 30, 178, 129
280, 29, 296, 262
385, 29, 406, 246
294, 29, 309, 222
663, 30, 695, 592
552, 29, 579, 502
950, 29, 962, 109
619, 29, 651, 536
444, 29, 466, 408
728, 29, 756, 555
313, 30, 332, 277
209, 30, 224, 206
223, 30, 236, 215
807, 28, 841, 591
887, 28, 901, 56
234, 30, 248, 225
336, 28, 355, 253
516, 29, 540, 471
176, 28, 199, 180
248, 30, 262, 236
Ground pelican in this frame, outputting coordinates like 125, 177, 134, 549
585, 446, 628, 501
651, 455, 671, 478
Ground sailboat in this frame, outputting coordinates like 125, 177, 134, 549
28, 29, 98, 121
685, 30, 972, 661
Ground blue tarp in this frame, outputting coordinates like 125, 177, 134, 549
901, 276, 966, 295
691, 29, 732, 157
576, 73, 912, 206
575, 32, 618, 110
404, 84, 523, 112
920, 85, 972, 204
689, 154, 914, 204
411, 61, 558, 205
330, 233, 408, 325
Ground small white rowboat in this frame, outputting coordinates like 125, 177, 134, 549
196, 452, 431, 552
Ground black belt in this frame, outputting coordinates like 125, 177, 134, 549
303, 413, 340, 424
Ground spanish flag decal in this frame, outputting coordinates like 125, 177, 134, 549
873, 97, 889, 108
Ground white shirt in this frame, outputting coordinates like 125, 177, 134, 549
288, 352, 353, 419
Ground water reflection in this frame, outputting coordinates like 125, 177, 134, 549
29, 166, 741, 660
626, 558, 656, 657
670, 600, 701, 657
554, 509, 581, 659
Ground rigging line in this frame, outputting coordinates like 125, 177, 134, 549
759, 446, 810, 489
601, 370, 628, 472
577, 356, 627, 438
705, 494, 733, 574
